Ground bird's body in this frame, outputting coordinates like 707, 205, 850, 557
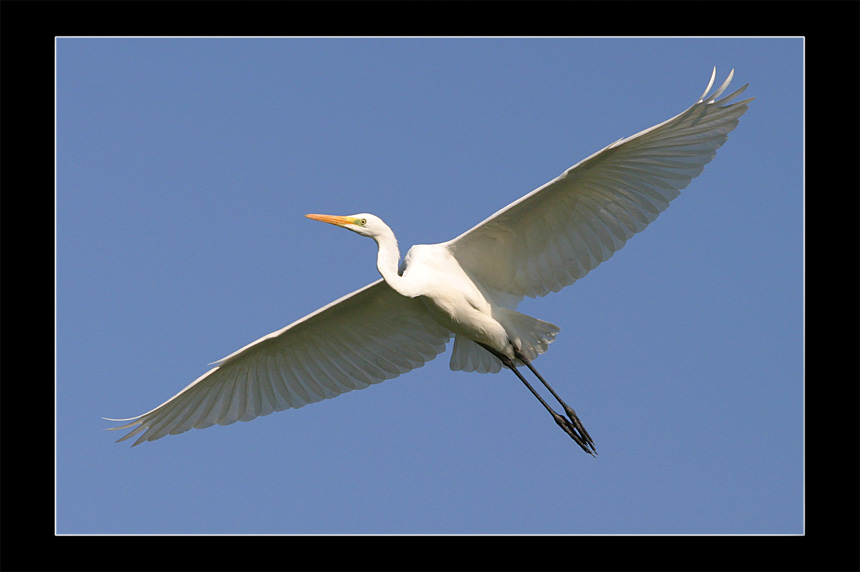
108, 69, 752, 452
405, 244, 511, 353
306, 214, 560, 371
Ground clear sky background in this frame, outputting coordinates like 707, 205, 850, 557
57, 38, 802, 535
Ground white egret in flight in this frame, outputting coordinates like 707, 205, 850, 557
107, 69, 751, 454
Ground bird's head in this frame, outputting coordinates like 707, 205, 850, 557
305, 213, 390, 240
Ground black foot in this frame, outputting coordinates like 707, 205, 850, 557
552, 411, 597, 456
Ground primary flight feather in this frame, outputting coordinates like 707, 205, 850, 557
107, 69, 751, 452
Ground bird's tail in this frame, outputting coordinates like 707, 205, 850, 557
449, 310, 559, 374
496, 308, 559, 363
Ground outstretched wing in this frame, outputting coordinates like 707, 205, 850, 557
107, 280, 452, 446
446, 68, 752, 299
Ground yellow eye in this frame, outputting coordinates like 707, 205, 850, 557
358, 218, 367, 226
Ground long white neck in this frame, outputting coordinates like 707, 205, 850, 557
372, 226, 416, 298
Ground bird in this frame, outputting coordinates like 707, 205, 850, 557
107, 68, 751, 453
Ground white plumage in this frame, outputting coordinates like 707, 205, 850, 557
107, 69, 751, 449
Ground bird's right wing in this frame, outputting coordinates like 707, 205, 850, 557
106, 279, 452, 446
446, 68, 752, 300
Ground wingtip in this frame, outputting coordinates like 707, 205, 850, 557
698, 68, 743, 105
103, 415, 143, 428
699, 67, 717, 102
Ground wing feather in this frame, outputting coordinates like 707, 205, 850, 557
447, 69, 751, 299
107, 279, 452, 445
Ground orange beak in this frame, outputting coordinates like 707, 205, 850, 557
305, 213, 354, 227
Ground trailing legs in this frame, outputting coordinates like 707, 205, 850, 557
479, 342, 597, 456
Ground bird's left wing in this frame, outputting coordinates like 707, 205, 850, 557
446, 69, 752, 300
107, 279, 452, 446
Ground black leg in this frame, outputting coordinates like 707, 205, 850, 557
479, 343, 596, 456
512, 346, 597, 455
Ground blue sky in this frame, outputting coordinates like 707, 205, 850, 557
57, 38, 803, 535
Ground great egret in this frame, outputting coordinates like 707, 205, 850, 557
107, 69, 751, 453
